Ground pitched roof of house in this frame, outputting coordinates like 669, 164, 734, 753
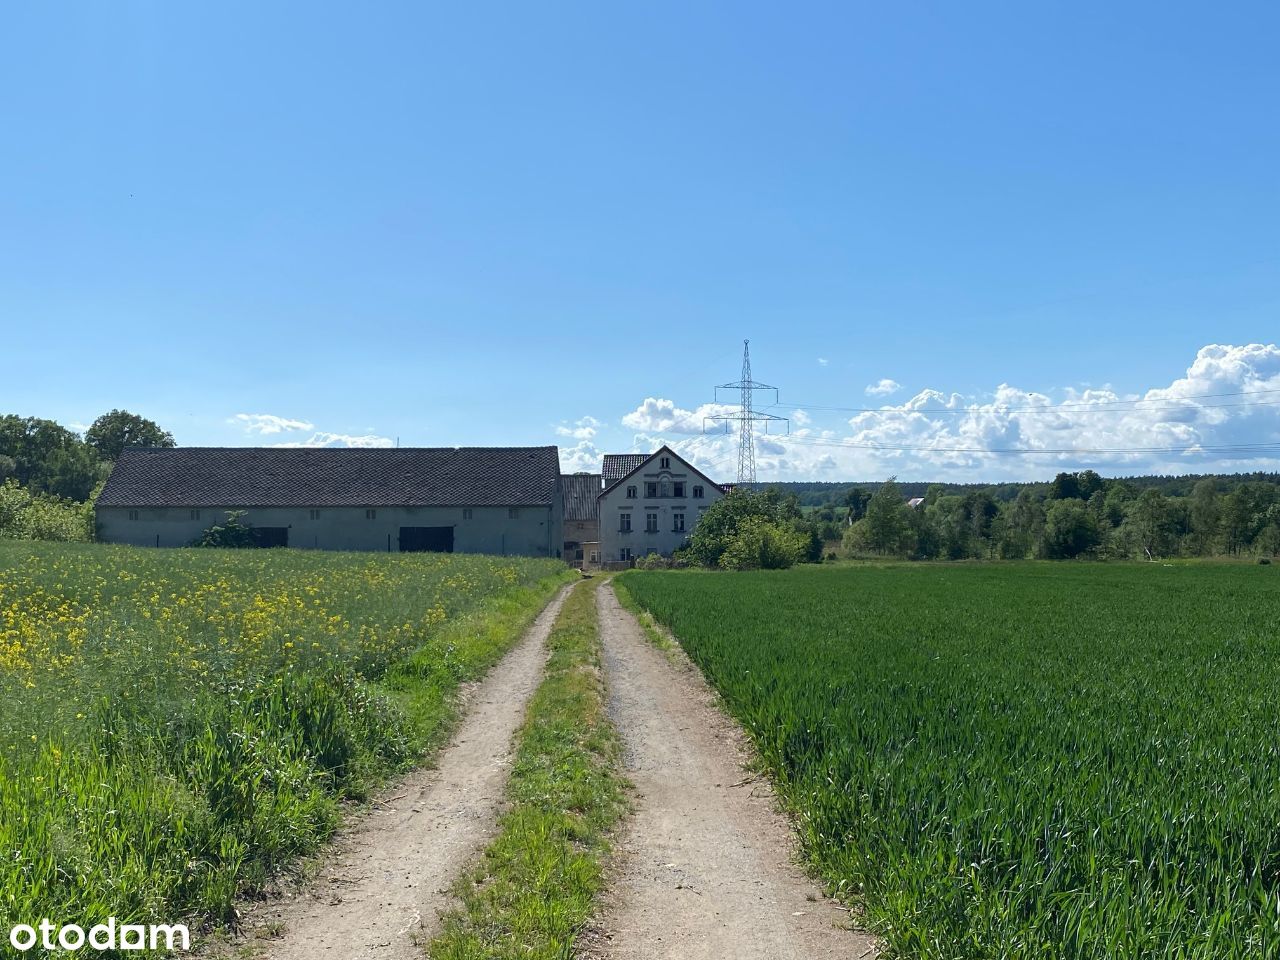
561, 473, 601, 521
96, 446, 561, 508
598, 445, 724, 499
602, 454, 647, 485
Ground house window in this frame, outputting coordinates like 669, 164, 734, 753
128, 510, 140, 521
626, 485, 637, 499
693, 485, 704, 499
620, 547, 633, 562
673, 481, 685, 498
508, 507, 519, 519
366, 509, 377, 520
619, 513, 631, 532
190, 509, 201, 521
463, 508, 473, 520
590, 550, 600, 563
309, 509, 321, 520
645, 512, 658, 533
673, 513, 685, 532
660, 456, 670, 468
645, 481, 658, 498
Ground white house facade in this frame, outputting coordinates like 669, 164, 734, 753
597, 446, 724, 562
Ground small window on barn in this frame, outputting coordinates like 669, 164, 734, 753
693, 485, 704, 499
660, 456, 670, 468
626, 485, 637, 499
309, 509, 321, 520
190, 509, 201, 521
366, 509, 377, 520
128, 510, 140, 521
508, 507, 519, 519
463, 508, 473, 520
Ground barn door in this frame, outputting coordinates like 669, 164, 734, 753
398, 526, 454, 552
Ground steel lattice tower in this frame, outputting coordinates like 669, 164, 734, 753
708, 340, 787, 485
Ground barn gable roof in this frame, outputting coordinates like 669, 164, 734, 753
601, 454, 647, 486
96, 446, 561, 508
561, 473, 602, 521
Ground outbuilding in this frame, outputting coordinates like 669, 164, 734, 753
95, 446, 563, 556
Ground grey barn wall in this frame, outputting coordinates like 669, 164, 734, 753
96, 504, 560, 557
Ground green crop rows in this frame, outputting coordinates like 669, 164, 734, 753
620, 563, 1280, 959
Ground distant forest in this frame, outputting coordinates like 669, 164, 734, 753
761, 473, 1280, 506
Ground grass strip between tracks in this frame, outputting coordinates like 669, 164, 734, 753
427, 576, 627, 960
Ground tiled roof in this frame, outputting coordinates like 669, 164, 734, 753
97, 447, 561, 508
602, 454, 647, 485
561, 474, 601, 521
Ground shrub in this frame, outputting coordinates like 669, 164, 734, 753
0, 479, 92, 541
194, 510, 258, 548
718, 517, 807, 570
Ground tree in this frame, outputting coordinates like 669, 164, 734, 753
1042, 499, 1101, 559
0, 415, 102, 500
1188, 479, 1221, 555
994, 489, 1045, 559
844, 487, 871, 522
1123, 488, 1174, 559
85, 409, 175, 461
685, 490, 783, 567
865, 477, 911, 556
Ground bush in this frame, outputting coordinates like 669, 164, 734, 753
718, 517, 807, 570
193, 510, 258, 548
0, 480, 92, 541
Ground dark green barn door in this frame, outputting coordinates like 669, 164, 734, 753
399, 526, 454, 553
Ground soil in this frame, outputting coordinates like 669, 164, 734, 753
579, 583, 879, 960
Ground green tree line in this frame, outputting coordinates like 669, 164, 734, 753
0, 410, 174, 541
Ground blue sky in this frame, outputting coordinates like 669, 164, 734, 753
3, 2, 1278, 481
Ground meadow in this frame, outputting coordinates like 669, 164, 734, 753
0, 541, 569, 942
619, 563, 1280, 959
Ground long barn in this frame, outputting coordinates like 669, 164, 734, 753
95, 446, 563, 556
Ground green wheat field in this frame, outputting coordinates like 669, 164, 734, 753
620, 563, 1280, 960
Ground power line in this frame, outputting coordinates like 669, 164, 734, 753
767, 387, 1280, 416
772, 433, 1280, 457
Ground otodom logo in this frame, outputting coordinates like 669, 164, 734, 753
8, 919, 190, 952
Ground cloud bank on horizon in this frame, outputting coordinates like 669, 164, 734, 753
569, 344, 1280, 483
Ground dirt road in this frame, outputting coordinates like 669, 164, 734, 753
583, 583, 877, 960
221, 583, 574, 960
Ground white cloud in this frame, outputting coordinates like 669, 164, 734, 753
232, 413, 315, 435
817, 357, 829, 366
555, 415, 602, 441
558, 438, 603, 473
618, 344, 1280, 482
271, 432, 394, 448
865, 379, 902, 397
621, 397, 738, 435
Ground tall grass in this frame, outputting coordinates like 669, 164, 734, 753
0, 540, 570, 950
621, 563, 1280, 959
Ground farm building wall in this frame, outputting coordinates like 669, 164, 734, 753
96, 504, 560, 557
